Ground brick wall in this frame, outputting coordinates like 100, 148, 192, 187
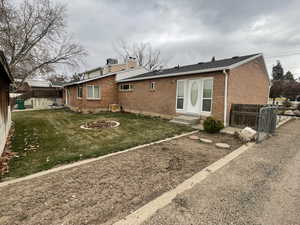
227, 56, 270, 122
66, 75, 118, 113
118, 72, 225, 121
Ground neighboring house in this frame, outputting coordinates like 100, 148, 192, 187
0, 51, 13, 155
64, 53, 269, 127
12, 79, 63, 109
82, 57, 137, 80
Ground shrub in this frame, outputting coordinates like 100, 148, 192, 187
282, 99, 292, 108
203, 117, 224, 133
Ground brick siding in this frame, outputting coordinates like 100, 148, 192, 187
64, 56, 270, 124
118, 72, 225, 121
65, 75, 118, 113
227, 56, 270, 122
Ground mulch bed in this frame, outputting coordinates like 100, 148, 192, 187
83, 120, 119, 129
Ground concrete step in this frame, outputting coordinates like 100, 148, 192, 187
170, 115, 201, 125
169, 120, 191, 126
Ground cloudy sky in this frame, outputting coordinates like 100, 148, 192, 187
57, 0, 300, 78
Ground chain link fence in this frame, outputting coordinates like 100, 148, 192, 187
256, 106, 278, 143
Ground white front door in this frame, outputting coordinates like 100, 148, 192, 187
187, 79, 202, 114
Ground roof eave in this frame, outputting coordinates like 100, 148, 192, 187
227, 53, 262, 70
63, 73, 116, 87
0, 52, 13, 83
118, 67, 228, 83
118, 53, 262, 83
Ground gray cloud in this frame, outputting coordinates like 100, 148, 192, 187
56, 0, 300, 78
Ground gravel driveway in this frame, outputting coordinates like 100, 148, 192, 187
142, 120, 300, 225
0, 133, 241, 225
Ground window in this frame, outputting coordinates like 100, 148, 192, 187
176, 80, 185, 110
87, 85, 101, 99
202, 79, 213, 112
119, 84, 134, 92
77, 86, 83, 98
150, 82, 156, 90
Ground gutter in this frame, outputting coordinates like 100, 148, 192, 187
223, 69, 229, 126
118, 68, 228, 83
119, 54, 262, 83
63, 73, 117, 87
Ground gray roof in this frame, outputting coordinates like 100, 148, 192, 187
64, 67, 148, 87
0, 50, 13, 83
27, 79, 52, 88
51, 81, 66, 87
120, 53, 261, 82
64, 73, 115, 87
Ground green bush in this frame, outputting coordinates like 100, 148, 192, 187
282, 99, 292, 108
203, 117, 224, 133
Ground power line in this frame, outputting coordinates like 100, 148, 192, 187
265, 52, 300, 59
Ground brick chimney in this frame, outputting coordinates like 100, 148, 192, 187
126, 57, 137, 69
106, 58, 118, 65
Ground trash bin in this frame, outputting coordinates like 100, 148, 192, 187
16, 99, 25, 110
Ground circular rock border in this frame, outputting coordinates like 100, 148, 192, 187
80, 120, 120, 130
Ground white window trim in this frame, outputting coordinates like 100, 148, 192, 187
201, 78, 214, 115
176, 80, 185, 111
119, 83, 134, 92
150, 82, 156, 91
87, 85, 101, 100
77, 86, 83, 99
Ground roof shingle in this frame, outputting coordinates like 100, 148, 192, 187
120, 53, 261, 82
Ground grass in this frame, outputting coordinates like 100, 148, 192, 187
5, 109, 194, 178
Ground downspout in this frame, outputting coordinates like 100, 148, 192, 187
223, 70, 229, 127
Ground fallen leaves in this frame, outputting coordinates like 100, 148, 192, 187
0, 126, 16, 177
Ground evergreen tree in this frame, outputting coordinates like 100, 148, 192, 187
283, 71, 295, 81
272, 61, 284, 80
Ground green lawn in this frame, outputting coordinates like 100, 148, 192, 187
5, 109, 193, 178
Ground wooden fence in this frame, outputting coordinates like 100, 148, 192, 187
230, 104, 266, 129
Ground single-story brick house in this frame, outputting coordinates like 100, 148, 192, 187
64, 53, 270, 126
0, 51, 13, 155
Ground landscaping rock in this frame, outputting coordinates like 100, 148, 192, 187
189, 135, 200, 140
294, 110, 300, 116
285, 110, 294, 116
215, 143, 231, 149
200, 138, 213, 144
239, 127, 257, 142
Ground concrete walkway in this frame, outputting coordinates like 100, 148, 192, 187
142, 120, 300, 225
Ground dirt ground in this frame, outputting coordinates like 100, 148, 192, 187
0, 132, 242, 225
141, 121, 300, 225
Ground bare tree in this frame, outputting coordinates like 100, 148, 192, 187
114, 40, 165, 71
70, 72, 84, 82
0, 0, 87, 89
46, 74, 69, 83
